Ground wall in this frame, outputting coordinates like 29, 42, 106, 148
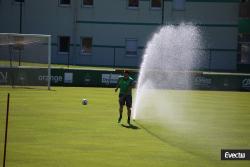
0, 0, 240, 71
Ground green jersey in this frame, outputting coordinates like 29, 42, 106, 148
117, 76, 134, 95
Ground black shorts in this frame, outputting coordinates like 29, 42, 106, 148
119, 94, 132, 108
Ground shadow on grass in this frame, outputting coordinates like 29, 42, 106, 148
134, 120, 208, 160
121, 123, 140, 130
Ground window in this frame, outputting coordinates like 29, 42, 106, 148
239, 34, 250, 42
239, 34, 250, 64
58, 36, 70, 53
126, 39, 137, 56
128, 0, 139, 8
151, 0, 161, 9
83, 0, 93, 7
59, 0, 71, 6
13, 0, 25, 4
240, 43, 250, 64
81, 37, 92, 55
13, 36, 24, 51
173, 0, 185, 11
14, 0, 25, 2
240, 1, 250, 18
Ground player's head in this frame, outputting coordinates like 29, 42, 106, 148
124, 70, 129, 79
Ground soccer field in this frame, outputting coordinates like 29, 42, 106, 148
0, 87, 250, 167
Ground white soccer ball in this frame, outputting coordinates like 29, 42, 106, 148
82, 99, 88, 105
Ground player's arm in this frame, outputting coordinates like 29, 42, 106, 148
115, 84, 119, 92
115, 78, 120, 92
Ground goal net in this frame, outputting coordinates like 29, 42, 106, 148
0, 33, 51, 90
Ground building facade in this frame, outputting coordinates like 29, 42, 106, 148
0, 0, 240, 71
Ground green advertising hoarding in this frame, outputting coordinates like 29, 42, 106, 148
0, 67, 249, 91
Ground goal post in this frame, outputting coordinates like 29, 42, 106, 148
48, 35, 51, 90
0, 33, 52, 90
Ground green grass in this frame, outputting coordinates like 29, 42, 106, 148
0, 87, 250, 167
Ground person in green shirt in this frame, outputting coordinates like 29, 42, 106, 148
115, 70, 134, 124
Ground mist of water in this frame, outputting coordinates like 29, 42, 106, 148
133, 24, 202, 121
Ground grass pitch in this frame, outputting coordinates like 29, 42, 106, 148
0, 87, 250, 167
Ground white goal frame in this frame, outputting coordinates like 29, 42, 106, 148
0, 33, 52, 90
